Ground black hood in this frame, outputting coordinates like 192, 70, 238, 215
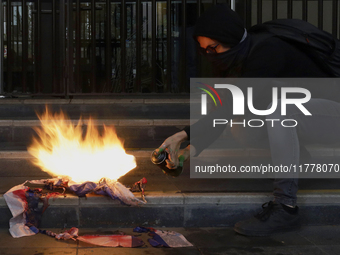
193, 4, 245, 47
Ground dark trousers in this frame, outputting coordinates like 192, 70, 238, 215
232, 99, 340, 206
268, 99, 340, 206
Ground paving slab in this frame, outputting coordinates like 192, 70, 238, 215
77, 248, 201, 255
317, 245, 340, 255
0, 229, 76, 248
198, 246, 326, 255
0, 248, 77, 255
297, 225, 340, 246
1, 226, 340, 255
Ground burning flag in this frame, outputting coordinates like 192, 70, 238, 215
25, 108, 146, 205
4, 108, 147, 238
28, 107, 136, 183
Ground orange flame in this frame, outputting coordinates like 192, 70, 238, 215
28, 108, 136, 183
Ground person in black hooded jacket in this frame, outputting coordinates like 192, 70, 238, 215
154, 4, 340, 236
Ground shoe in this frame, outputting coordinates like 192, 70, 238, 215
234, 201, 300, 237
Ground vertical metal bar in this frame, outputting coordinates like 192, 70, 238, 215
151, 0, 156, 91
146, 3, 149, 63
0, 0, 3, 93
6, 0, 12, 92
332, 0, 338, 38
318, 0, 323, 29
114, 2, 117, 85
76, 0, 80, 93
22, 0, 27, 92
245, 0, 251, 29
230, 0, 235, 11
156, 3, 158, 71
257, 0, 262, 24
52, 0, 57, 93
99, 6, 102, 41
91, 0, 96, 92
129, 4, 133, 91
37, 0, 41, 93
181, 0, 186, 92
121, 0, 126, 92
98, 7, 102, 63
105, 0, 111, 93
302, 0, 307, 21
131, 4, 133, 39
136, 0, 141, 92
161, 4, 164, 72
196, 0, 202, 80
60, 0, 66, 94
82, 4, 85, 48
17, 6, 19, 66
16, 5, 18, 60
166, 0, 171, 92
272, 0, 277, 20
67, 0, 74, 94
287, 0, 292, 19
172, 2, 175, 80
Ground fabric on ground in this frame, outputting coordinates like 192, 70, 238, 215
133, 226, 193, 248
4, 178, 72, 238
40, 227, 79, 240
4, 184, 36, 238
55, 227, 79, 240
4, 178, 145, 238
152, 230, 194, 248
77, 235, 144, 247
133, 226, 155, 233
69, 178, 145, 206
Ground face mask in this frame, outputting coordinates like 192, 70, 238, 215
204, 49, 240, 70
203, 31, 250, 71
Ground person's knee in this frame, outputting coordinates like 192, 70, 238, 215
231, 118, 269, 148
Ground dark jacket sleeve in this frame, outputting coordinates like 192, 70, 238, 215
183, 126, 190, 140
182, 100, 231, 156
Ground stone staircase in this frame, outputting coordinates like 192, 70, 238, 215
0, 98, 340, 228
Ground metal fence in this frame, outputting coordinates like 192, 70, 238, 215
1, 0, 339, 96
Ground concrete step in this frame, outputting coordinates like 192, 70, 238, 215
0, 99, 339, 229
0, 119, 191, 149
0, 98, 190, 119
1, 150, 340, 193
1, 149, 340, 228
1, 190, 340, 228
0, 98, 192, 148
0, 116, 340, 155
